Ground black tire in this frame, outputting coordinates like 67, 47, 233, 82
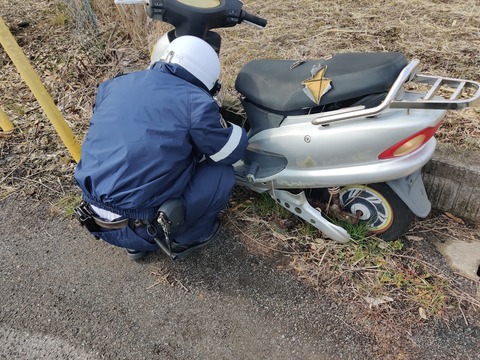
338, 182, 414, 241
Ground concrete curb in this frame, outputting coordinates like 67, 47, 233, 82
423, 143, 480, 222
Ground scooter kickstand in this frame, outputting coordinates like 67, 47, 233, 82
269, 189, 351, 243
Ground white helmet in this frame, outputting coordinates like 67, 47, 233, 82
151, 35, 220, 91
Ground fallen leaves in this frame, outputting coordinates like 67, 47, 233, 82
419, 307, 428, 320
364, 295, 394, 308
444, 212, 465, 225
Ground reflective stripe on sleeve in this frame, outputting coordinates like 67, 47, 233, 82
209, 123, 243, 162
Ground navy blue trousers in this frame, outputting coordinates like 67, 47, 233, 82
175, 161, 235, 244
95, 162, 235, 251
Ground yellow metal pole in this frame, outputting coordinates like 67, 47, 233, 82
0, 107, 14, 133
0, 16, 81, 162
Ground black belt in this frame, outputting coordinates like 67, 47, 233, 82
75, 202, 131, 232
92, 217, 129, 230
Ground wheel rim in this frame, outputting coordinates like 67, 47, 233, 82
339, 185, 394, 233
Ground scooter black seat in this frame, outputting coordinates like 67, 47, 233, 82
235, 52, 408, 113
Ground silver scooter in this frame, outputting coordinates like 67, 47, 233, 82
116, 0, 480, 242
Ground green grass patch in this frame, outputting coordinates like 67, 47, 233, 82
54, 194, 82, 218
332, 216, 371, 241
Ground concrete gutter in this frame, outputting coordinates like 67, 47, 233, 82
423, 143, 480, 284
423, 143, 480, 222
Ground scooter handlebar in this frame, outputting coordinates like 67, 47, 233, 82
239, 10, 267, 28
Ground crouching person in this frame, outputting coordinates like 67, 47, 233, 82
74, 36, 248, 260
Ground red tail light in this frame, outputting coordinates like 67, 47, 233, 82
378, 122, 442, 160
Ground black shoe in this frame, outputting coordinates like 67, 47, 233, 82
126, 249, 147, 261
169, 221, 221, 259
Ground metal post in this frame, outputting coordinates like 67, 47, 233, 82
0, 107, 14, 133
0, 16, 81, 162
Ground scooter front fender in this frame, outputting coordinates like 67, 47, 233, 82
387, 168, 431, 218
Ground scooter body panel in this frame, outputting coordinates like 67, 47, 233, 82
233, 93, 442, 220
237, 138, 435, 188
235, 100, 445, 188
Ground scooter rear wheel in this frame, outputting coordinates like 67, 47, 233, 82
338, 182, 413, 241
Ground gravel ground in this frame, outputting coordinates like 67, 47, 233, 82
1, 195, 479, 359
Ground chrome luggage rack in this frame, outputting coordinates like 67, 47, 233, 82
312, 60, 480, 125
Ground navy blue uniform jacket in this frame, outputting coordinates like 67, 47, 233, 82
75, 62, 248, 220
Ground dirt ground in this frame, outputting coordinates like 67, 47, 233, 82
1, 0, 480, 359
